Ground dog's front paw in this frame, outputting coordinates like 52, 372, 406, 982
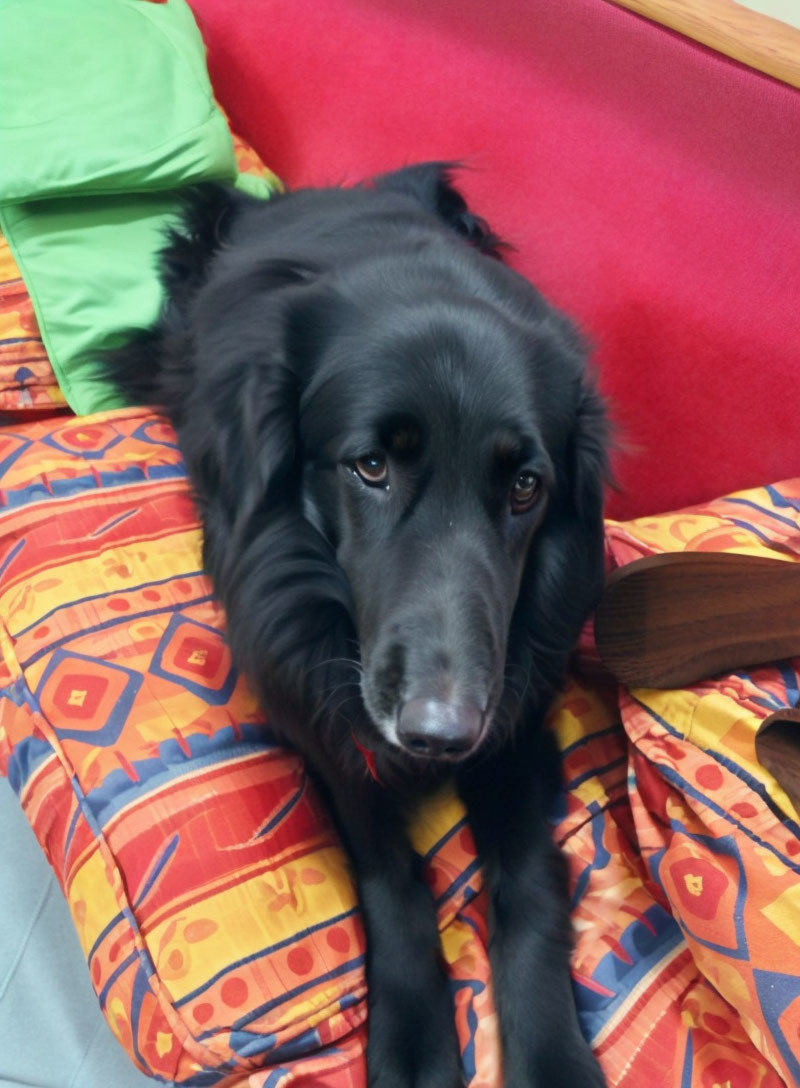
366, 988, 464, 1088
502, 1030, 605, 1088
544, 1048, 605, 1088
521, 1043, 605, 1088
367, 1056, 463, 1088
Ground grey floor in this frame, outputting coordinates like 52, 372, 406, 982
0, 777, 157, 1088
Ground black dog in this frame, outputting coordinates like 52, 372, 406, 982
107, 164, 608, 1087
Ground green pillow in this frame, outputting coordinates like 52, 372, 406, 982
0, 0, 271, 414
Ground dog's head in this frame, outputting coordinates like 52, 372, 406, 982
168, 166, 608, 775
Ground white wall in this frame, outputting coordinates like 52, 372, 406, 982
737, 0, 800, 30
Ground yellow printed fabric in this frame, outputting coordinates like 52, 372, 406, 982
603, 487, 800, 1087
0, 229, 68, 412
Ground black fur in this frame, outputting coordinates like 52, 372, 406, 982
105, 163, 608, 1087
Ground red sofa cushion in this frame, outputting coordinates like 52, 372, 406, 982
188, 0, 800, 521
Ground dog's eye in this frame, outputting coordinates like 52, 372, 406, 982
354, 454, 388, 486
510, 470, 540, 513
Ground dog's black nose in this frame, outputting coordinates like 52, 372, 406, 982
397, 698, 484, 759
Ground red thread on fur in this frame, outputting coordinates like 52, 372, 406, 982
351, 731, 382, 785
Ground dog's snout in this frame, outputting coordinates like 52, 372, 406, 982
397, 698, 484, 760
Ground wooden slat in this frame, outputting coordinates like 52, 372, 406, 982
594, 553, 800, 689
606, 0, 800, 89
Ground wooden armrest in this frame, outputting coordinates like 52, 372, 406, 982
606, 0, 800, 91
594, 552, 800, 688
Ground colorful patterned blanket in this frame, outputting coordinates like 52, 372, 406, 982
2, 142, 800, 1088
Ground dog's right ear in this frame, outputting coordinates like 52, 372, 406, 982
160, 184, 245, 314
373, 162, 506, 258
97, 185, 248, 407
186, 281, 357, 730
186, 273, 306, 548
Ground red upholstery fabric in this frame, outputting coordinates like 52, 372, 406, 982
188, 0, 800, 521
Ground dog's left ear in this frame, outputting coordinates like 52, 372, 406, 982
373, 162, 505, 257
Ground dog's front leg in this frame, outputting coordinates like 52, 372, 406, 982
314, 766, 464, 1088
458, 730, 605, 1088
